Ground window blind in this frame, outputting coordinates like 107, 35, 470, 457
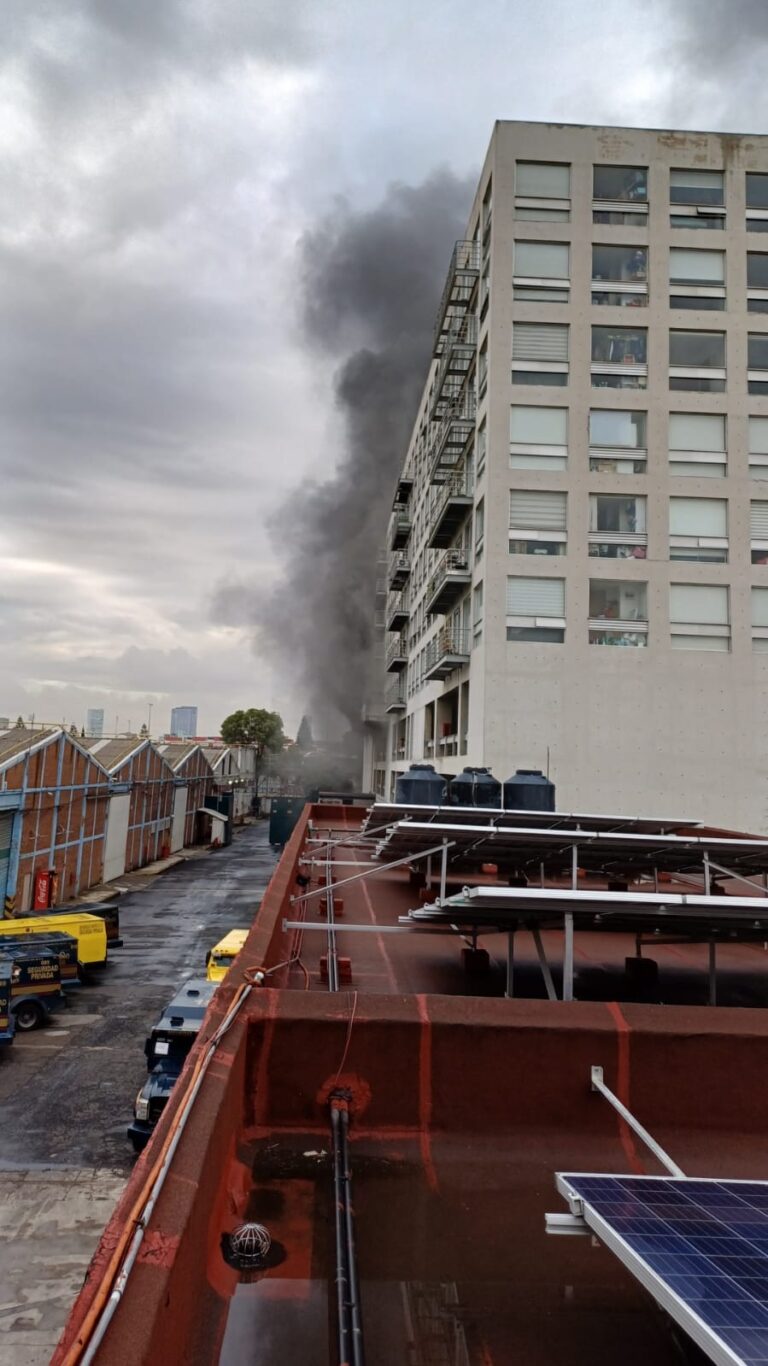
669, 413, 725, 452
670, 498, 727, 536
510, 405, 567, 445
589, 409, 646, 449
750, 502, 768, 538
514, 241, 569, 278
515, 162, 570, 198
752, 587, 768, 627
512, 323, 569, 362
509, 490, 567, 530
669, 249, 724, 283
670, 169, 724, 193
506, 576, 565, 617
750, 417, 768, 454
670, 584, 729, 624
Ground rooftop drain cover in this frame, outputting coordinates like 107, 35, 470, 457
229, 1222, 272, 1267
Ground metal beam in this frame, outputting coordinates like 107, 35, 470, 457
290, 841, 456, 906
563, 913, 574, 1002
532, 927, 558, 1002
506, 931, 515, 998
591, 1065, 685, 1177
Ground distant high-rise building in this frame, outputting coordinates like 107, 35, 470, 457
170, 706, 198, 739
86, 708, 104, 738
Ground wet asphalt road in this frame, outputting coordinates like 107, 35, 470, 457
0, 822, 278, 1172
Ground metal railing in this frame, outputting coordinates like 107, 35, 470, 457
433, 240, 481, 355
388, 552, 411, 587
427, 469, 474, 543
384, 679, 406, 710
425, 549, 471, 608
428, 395, 476, 480
386, 588, 409, 627
385, 633, 408, 669
424, 627, 471, 673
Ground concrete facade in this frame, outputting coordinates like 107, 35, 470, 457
372, 121, 768, 831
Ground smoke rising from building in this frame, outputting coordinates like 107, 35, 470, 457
255, 169, 474, 733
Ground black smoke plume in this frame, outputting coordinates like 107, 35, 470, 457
257, 169, 474, 734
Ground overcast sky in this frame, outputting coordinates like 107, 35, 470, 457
1, 0, 765, 737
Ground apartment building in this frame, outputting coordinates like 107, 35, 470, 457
367, 121, 768, 830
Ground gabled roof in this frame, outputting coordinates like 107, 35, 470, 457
157, 742, 212, 774
81, 736, 175, 777
202, 746, 238, 773
0, 727, 111, 778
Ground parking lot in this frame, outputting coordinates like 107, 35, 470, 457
0, 821, 278, 1365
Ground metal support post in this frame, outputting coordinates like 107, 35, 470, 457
426, 854, 432, 891
708, 942, 717, 1006
439, 838, 448, 901
506, 932, 515, 998
563, 913, 574, 1002
590, 1066, 686, 1178
532, 927, 558, 1002
571, 844, 578, 890
290, 841, 455, 906
703, 849, 711, 895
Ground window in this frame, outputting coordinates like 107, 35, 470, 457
669, 330, 726, 392
510, 404, 567, 471
750, 501, 768, 564
670, 583, 730, 651
474, 497, 485, 557
669, 248, 725, 310
509, 490, 567, 556
589, 409, 647, 472
588, 495, 647, 559
588, 579, 648, 646
506, 575, 565, 642
513, 241, 570, 302
748, 253, 768, 312
477, 340, 488, 397
591, 326, 647, 389
669, 497, 728, 562
752, 586, 768, 651
512, 323, 569, 386
750, 416, 768, 479
670, 169, 725, 229
476, 419, 487, 476
515, 162, 570, 222
473, 581, 484, 643
747, 173, 768, 233
669, 412, 726, 476
592, 245, 648, 306
593, 166, 648, 225
749, 333, 768, 394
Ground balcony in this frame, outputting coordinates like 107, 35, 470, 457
429, 396, 476, 483
424, 627, 471, 681
386, 589, 410, 633
430, 315, 478, 420
394, 474, 413, 505
386, 632, 408, 672
425, 549, 472, 617
384, 679, 406, 713
388, 553, 411, 591
389, 506, 412, 551
427, 470, 474, 549
433, 240, 480, 358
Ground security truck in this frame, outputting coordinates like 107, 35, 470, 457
127, 978, 217, 1152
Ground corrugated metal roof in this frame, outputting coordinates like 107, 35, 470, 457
0, 727, 59, 765
202, 746, 234, 771
80, 737, 147, 772
157, 742, 205, 771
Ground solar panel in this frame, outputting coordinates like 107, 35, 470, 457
558, 1174, 768, 1365
362, 801, 701, 838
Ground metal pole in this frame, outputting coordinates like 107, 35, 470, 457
571, 844, 578, 890
532, 927, 558, 1002
426, 853, 433, 891
290, 841, 455, 905
439, 838, 448, 901
703, 849, 711, 895
563, 913, 574, 1002
506, 932, 515, 998
590, 1065, 686, 1178
708, 942, 717, 1006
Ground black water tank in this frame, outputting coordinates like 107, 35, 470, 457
503, 768, 556, 812
395, 764, 447, 805
449, 766, 501, 808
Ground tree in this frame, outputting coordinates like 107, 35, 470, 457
139, 723, 149, 738
295, 715, 313, 752
220, 708, 285, 758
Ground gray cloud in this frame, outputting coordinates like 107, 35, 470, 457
249, 170, 474, 732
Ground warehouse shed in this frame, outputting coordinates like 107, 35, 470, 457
82, 738, 176, 879
156, 743, 215, 850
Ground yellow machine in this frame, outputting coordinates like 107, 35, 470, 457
206, 929, 248, 982
0, 912, 108, 974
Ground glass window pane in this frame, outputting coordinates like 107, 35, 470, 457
589, 580, 647, 619
669, 331, 725, 367
592, 245, 648, 281
589, 410, 646, 448
589, 495, 646, 533
670, 583, 729, 623
516, 162, 570, 198
670, 169, 724, 205
515, 241, 569, 277
669, 498, 727, 536
593, 166, 648, 202
669, 249, 725, 284
750, 416, 768, 454
592, 327, 647, 363
668, 413, 725, 452
748, 254, 768, 288
747, 173, 768, 209
510, 405, 567, 445
749, 334, 768, 368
